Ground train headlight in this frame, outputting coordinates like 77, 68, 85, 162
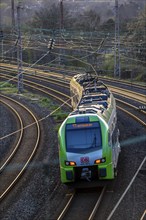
95, 159, 101, 164
65, 161, 76, 166
94, 158, 106, 164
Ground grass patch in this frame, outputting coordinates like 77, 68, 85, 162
0, 82, 68, 129
52, 109, 69, 121
0, 82, 18, 93
40, 97, 54, 108
39, 97, 69, 132
39, 97, 69, 120
53, 109, 69, 132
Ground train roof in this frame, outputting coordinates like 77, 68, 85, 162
70, 103, 107, 116
79, 94, 108, 109
72, 73, 110, 95
70, 73, 115, 123
73, 72, 98, 86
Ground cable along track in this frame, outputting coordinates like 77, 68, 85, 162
0, 95, 41, 201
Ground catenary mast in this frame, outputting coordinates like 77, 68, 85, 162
17, 1, 23, 93
114, 0, 121, 78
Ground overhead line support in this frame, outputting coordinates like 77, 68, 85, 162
114, 0, 121, 78
17, 1, 23, 93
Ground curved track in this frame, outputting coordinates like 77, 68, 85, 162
0, 67, 145, 130
0, 95, 41, 201
0, 99, 23, 172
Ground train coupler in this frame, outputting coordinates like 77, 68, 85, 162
81, 168, 92, 182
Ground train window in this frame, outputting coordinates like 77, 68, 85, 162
76, 116, 89, 123
65, 122, 102, 153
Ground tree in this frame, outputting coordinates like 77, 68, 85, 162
100, 18, 115, 32
126, 6, 146, 62
30, 2, 73, 33
72, 9, 100, 31
31, 3, 60, 32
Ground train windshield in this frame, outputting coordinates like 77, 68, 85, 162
66, 122, 102, 153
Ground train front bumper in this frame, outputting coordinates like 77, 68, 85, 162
60, 163, 114, 183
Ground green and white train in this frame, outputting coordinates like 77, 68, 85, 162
58, 73, 120, 183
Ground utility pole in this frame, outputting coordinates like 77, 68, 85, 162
0, 30, 4, 60
11, 0, 16, 60
11, 0, 15, 29
17, 1, 23, 93
59, 0, 64, 66
114, 0, 121, 78
60, 0, 64, 30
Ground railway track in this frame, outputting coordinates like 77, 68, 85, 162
57, 187, 106, 220
99, 77, 146, 94
110, 86, 146, 104
0, 64, 145, 220
0, 95, 41, 201
0, 98, 23, 172
1, 69, 145, 128
0, 62, 146, 91
116, 98, 146, 127
0, 63, 145, 97
0, 74, 71, 109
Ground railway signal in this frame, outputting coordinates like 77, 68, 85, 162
0, 30, 3, 39
48, 38, 55, 50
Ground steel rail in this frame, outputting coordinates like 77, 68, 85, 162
117, 105, 146, 127
116, 98, 146, 115
57, 187, 106, 220
0, 98, 23, 172
109, 86, 146, 104
1, 73, 145, 117
140, 210, 146, 220
1, 68, 145, 105
99, 76, 146, 90
88, 186, 106, 220
0, 95, 41, 201
1, 74, 146, 128
0, 75, 72, 108
0, 63, 71, 81
1, 62, 146, 90
1, 65, 145, 217
107, 156, 146, 220
57, 193, 75, 220
0, 62, 145, 87
0, 68, 70, 88
1, 73, 145, 112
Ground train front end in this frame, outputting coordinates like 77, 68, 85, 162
58, 114, 114, 183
